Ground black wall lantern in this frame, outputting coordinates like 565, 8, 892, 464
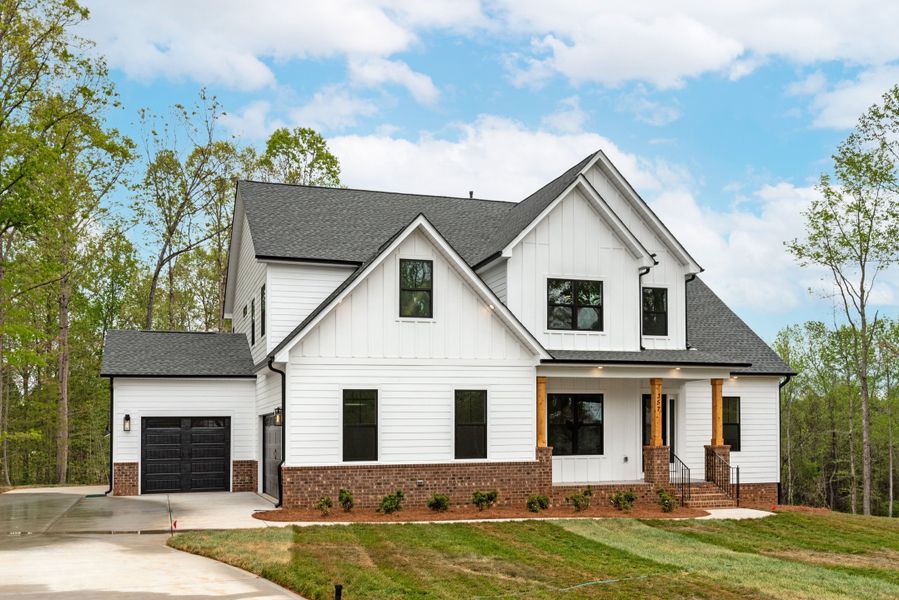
273, 407, 283, 426
123, 414, 131, 432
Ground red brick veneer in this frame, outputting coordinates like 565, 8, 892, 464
281, 447, 553, 509
643, 446, 670, 485
552, 482, 659, 507
113, 462, 138, 496
739, 483, 779, 506
232, 460, 258, 492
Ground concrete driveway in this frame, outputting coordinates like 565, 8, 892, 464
0, 486, 301, 599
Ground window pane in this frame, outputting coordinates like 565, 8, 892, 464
547, 279, 572, 304
723, 424, 740, 452
400, 290, 432, 317
580, 400, 603, 424
343, 390, 377, 426
455, 390, 486, 425
455, 425, 486, 459
548, 425, 573, 455
723, 397, 740, 424
344, 426, 377, 461
576, 307, 601, 330
548, 396, 573, 424
576, 281, 602, 306
643, 313, 667, 336
400, 259, 432, 289
578, 425, 603, 455
642, 287, 667, 312
548, 305, 572, 329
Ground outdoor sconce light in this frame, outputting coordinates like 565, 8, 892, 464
123, 414, 131, 432
273, 407, 283, 426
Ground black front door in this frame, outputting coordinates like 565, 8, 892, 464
263, 413, 282, 500
141, 417, 230, 493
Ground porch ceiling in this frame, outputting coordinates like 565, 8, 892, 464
537, 363, 735, 380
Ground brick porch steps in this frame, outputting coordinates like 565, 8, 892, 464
683, 481, 736, 508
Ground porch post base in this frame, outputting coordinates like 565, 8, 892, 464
704, 445, 731, 483
642, 446, 670, 485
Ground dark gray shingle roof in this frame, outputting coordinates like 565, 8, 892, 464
240, 182, 513, 266
101, 330, 255, 377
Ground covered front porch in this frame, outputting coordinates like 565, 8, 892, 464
535, 363, 739, 504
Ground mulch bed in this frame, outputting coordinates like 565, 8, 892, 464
767, 504, 831, 514
253, 503, 709, 523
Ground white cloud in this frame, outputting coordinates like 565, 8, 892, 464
808, 65, 899, 129
220, 100, 283, 140
541, 96, 588, 133
786, 71, 827, 97
288, 87, 379, 132
348, 57, 440, 104
616, 86, 681, 126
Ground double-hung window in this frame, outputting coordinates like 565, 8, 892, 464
455, 390, 487, 459
399, 259, 433, 318
642, 287, 668, 336
547, 394, 604, 455
723, 396, 741, 451
547, 279, 603, 331
250, 299, 256, 345
343, 390, 378, 461
260, 285, 266, 337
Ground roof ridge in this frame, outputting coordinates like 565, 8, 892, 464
107, 329, 237, 335
237, 179, 515, 205
515, 150, 598, 205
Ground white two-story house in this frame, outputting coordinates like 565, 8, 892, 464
101, 151, 793, 509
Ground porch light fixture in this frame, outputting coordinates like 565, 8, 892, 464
273, 407, 283, 426
488, 303, 495, 310
123, 414, 131, 432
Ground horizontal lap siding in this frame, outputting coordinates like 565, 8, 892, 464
478, 260, 507, 303
286, 231, 539, 466
233, 216, 267, 365
255, 370, 280, 415
112, 378, 256, 464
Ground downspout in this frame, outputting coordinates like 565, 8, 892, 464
685, 273, 697, 349
637, 254, 657, 351
777, 374, 793, 505
104, 377, 114, 495
267, 357, 286, 508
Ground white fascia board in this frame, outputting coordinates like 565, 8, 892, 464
273, 214, 550, 363
222, 193, 246, 316
498, 175, 654, 268
594, 150, 702, 273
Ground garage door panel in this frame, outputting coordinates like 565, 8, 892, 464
142, 417, 230, 493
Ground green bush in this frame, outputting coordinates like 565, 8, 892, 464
566, 491, 591, 512
315, 496, 333, 516
427, 494, 450, 512
610, 490, 637, 512
378, 490, 405, 514
526, 494, 550, 513
338, 488, 354, 512
472, 490, 498, 511
657, 489, 676, 513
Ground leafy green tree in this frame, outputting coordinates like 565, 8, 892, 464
788, 85, 899, 516
258, 126, 341, 186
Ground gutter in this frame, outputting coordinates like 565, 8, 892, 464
104, 377, 114, 496
684, 273, 697, 349
637, 254, 658, 350
267, 357, 287, 508
777, 374, 792, 505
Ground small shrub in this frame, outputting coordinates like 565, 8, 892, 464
315, 496, 333, 516
427, 493, 450, 512
657, 489, 676, 513
472, 490, 498, 511
338, 488, 354, 512
610, 490, 637, 512
566, 491, 591, 512
378, 490, 405, 514
527, 494, 550, 513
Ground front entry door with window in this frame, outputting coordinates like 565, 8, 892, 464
262, 413, 282, 500
642, 395, 675, 464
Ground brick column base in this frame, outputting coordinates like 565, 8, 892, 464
705, 445, 731, 484
113, 462, 138, 496
643, 446, 669, 484
232, 460, 258, 492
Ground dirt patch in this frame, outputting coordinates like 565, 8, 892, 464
253, 503, 708, 522
766, 548, 899, 570
768, 505, 832, 514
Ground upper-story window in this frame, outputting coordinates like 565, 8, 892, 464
399, 259, 433, 318
642, 287, 668, 336
260, 284, 266, 337
250, 298, 256, 345
547, 278, 603, 331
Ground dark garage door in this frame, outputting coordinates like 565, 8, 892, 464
141, 417, 230, 493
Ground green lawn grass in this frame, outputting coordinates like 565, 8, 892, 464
168, 513, 899, 599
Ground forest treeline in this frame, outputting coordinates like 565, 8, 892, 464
0, 0, 897, 517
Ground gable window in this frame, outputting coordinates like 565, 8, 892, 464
260, 284, 266, 337
642, 287, 668, 336
343, 389, 377, 461
548, 394, 604, 455
547, 279, 603, 331
723, 396, 741, 452
250, 298, 256, 345
399, 259, 433, 318
455, 390, 487, 459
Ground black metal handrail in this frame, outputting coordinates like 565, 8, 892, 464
669, 453, 691, 506
706, 450, 740, 505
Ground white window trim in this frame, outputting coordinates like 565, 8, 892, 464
451, 386, 490, 462
395, 254, 438, 324
338, 385, 381, 464
641, 283, 672, 340
544, 274, 607, 335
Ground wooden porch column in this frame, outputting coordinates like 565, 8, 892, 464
536, 376, 547, 447
650, 377, 663, 447
711, 378, 724, 446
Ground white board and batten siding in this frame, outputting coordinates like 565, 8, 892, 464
680, 376, 781, 483
233, 215, 268, 365
505, 187, 641, 352
583, 165, 689, 350
285, 230, 540, 467
111, 378, 256, 491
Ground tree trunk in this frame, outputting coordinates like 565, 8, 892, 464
0, 238, 10, 488
848, 386, 858, 515
859, 363, 872, 516
56, 261, 70, 485
144, 246, 168, 329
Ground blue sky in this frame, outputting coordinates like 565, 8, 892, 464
80, 1, 899, 342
